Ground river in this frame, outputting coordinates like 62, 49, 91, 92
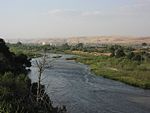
28, 54, 150, 113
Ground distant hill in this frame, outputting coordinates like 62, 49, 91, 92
5, 36, 150, 45
35, 36, 150, 45
66, 36, 150, 45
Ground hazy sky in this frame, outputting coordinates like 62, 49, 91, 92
0, 0, 150, 39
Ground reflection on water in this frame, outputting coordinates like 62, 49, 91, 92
29, 54, 150, 113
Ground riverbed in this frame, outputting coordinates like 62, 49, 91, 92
29, 54, 150, 113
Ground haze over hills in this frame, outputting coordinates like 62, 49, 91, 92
66, 36, 150, 45
27, 36, 150, 45
4, 36, 150, 45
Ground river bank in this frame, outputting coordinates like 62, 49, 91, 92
65, 51, 150, 89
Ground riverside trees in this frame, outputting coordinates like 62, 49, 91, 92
0, 39, 67, 113
0, 38, 31, 74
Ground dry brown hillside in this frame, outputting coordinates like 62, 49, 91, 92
66, 36, 150, 45
18, 36, 150, 45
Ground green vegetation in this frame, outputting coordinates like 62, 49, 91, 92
0, 39, 66, 113
67, 44, 150, 89
8, 42, 71, 56
0, 72, 66, 113
9, 42, 149, 89
8, 43, 42, 58
0, 39, 31, 74
75, 55, 150, 89
0, 72, 32, 113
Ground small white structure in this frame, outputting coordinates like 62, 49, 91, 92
42, 42, 46, 45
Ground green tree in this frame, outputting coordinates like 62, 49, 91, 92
109, 45, 125, 58
0, 38, 31, 74
132, 54, 144, 62
17, 41, 22, 45
127, 52, 135, 59
75, 43, 84, 50
62, 43, 70, 50
115, 48, 125, 58
142, 42, 147, 46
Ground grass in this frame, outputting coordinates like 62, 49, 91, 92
0, 72, 31, 113
70, 51, 150, 89
8, 44, 42, 58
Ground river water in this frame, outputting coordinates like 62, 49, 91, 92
29, 54, 150, 113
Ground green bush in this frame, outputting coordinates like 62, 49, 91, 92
75, 53, 150, 89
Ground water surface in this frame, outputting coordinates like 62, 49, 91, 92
29, 54, 150, 113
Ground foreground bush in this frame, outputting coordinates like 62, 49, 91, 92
0, 72, 67, 113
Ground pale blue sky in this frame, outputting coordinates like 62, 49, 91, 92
0, 0, 150, 39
